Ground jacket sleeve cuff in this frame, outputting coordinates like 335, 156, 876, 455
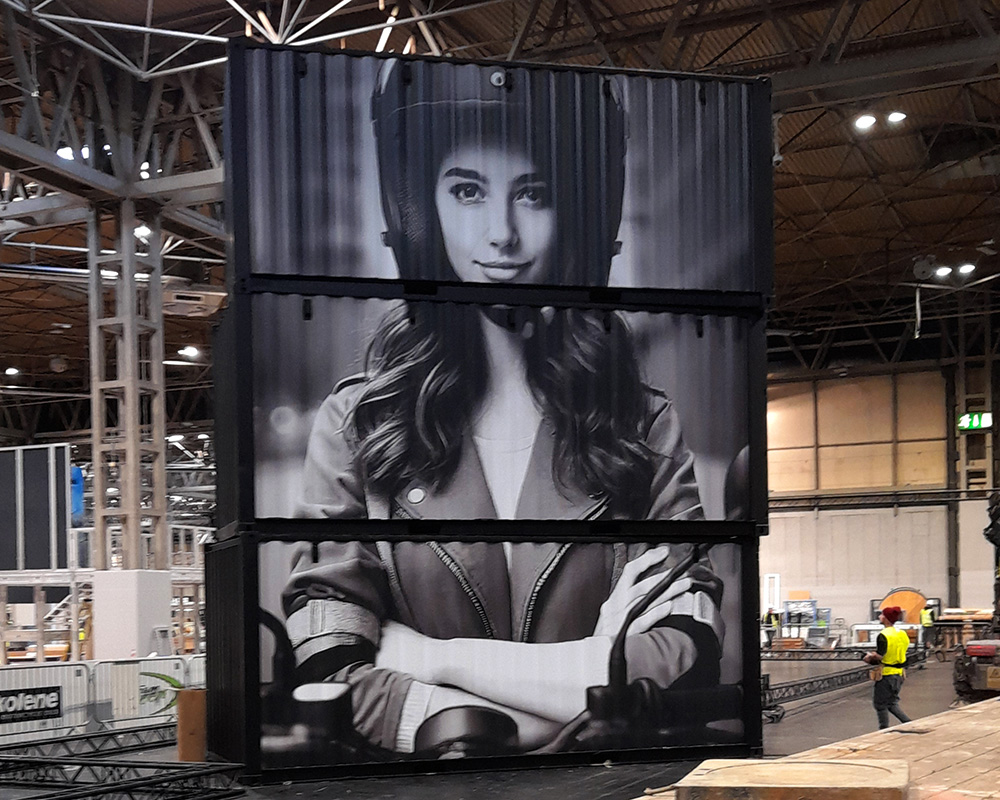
394, 681, 437, 754
286, 598, 381, 674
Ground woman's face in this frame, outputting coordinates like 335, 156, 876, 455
434, 144, 556, 284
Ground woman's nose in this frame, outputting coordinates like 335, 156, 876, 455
487, 201, 518, 249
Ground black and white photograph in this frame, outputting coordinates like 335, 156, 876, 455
235, 48, 765, 769
253, 298, 751, 522
241, 49, 765, 294
258, 537, 745, 766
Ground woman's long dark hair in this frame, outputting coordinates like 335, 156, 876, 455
349, 303, 654, 517
357, 62, 647, 514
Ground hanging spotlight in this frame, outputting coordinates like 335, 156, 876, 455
959, 263, 976, 275
854, 114, 876, 130
887, 111, 907, 124
178, 346, 199, 358
935, 265, 953, 278
4, 367, 19, 376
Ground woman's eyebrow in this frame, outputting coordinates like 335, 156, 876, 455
443, 167, 485, 182
512, 173, 545, 187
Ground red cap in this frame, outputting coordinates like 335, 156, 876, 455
881, 606, 903, 624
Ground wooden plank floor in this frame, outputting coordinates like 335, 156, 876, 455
638, 698, 1000, 800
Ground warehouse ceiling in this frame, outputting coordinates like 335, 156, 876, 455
1, 0, 999, 442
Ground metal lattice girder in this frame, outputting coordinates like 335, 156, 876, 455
773, 36, 1000, 111
0, 0, 997, 441
88, 201, 169, 571
763, 665, 871, 705
761, 647, 884, 660
762, 647, 928, 706
0, 755, 244, 800
0, 128, 224, 250
0, 723, 175, 757
0, 566, 203, 585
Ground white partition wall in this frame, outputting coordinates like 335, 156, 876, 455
763, 507, 950, 625
958, 499, 995, 609
91, 570, 172, 660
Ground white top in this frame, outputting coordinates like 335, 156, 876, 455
473, 431, 536, 523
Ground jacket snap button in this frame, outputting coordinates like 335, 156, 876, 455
406, 487, 426, 504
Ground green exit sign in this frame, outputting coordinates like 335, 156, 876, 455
958, 412, 993, 431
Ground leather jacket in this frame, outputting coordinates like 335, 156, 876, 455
283, 378, 725, 752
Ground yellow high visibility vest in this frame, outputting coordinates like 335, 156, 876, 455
881, 626, 909, 676
920, 608, 934, 627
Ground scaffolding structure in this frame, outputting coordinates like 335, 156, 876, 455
87, 202, 168, 572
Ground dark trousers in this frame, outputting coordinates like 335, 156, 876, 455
873, 674, 911, 729
923, 626, 936, 648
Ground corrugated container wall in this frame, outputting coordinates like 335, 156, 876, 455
213, 42, 772, 779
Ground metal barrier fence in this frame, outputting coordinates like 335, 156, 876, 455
0, 662, 91, 742
93, 657, 188, 728
188, 654, 206, 688
0, 655, 204, 742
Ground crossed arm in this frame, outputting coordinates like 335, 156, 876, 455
373, 548, 703, 748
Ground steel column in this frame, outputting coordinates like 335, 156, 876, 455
88, 201, 167, 571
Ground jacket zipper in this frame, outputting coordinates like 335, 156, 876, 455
518, 502, 605, 641
428, 542, 495, 639
375, 541, 416, 627
520, 543, 571, 642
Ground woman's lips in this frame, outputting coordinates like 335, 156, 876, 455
476, 261, 532, 281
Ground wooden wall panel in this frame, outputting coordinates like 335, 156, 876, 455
816, 377, 893, 446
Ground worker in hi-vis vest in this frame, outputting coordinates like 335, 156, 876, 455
761, 608, 781, 648
863, 606, 912, 729
920, 604, 936, 648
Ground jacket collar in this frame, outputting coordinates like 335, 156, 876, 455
394, 421, 606, 521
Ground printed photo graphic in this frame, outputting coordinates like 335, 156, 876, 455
252, 294, 751, 766
253, 297, 751, 524
259, 539, 744, 766
243, 51, 762, 294
237, 49, 763, 769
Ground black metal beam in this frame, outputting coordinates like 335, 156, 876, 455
0, 755, 243, 800
0, 723, 175, 757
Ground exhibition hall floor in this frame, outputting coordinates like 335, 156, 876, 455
246, 659, 959, 799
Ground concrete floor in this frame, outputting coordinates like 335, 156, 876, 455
242, 660, 960, 799
1, 659, 963, 800
763, 657, 958, 756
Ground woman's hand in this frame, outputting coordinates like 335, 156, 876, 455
593, 546, 698, 638
374, 620, 440, 683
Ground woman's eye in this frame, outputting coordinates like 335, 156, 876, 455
514, 184, 550, 207
449, 182, 484, 203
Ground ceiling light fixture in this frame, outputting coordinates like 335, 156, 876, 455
887, 111, 907, 124
959, 263, 976, 275
854, 114, 876, 130
4, 367, 19, 376
935, 265, 953, 278
166, 434, 185, 443
134, 224, 151, 239
178, 346, 199, 358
